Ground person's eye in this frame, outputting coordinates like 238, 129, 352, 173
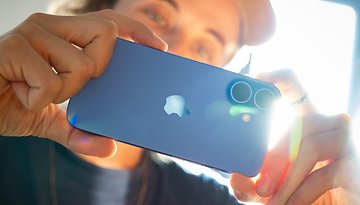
194, 44, 212, 62
144, 8, 167, 26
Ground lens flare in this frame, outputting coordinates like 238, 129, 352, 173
353, 110, 360, 157
229, 105, 258, 116
68, 113, 77, 126
289, 117, 303, 161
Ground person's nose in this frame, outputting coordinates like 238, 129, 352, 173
160, 28, 192, 59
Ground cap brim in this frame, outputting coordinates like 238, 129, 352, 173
237, 0, 276, 46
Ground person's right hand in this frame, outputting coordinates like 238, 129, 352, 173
229, 69, 358, 205
0, 10, 167, 158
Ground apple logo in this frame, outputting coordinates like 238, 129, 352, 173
163, 95, 189, 117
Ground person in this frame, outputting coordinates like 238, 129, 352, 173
0, 0, 358, 204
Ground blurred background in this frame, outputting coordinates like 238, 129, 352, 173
226, 0, 360, 151
1, 0, 359, 204
0, 0, 48, 35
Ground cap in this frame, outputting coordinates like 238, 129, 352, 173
236, 0, 276, 46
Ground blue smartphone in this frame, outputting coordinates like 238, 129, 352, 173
66, 38, 281, 176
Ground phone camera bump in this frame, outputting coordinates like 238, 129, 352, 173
254, 88, 276, 110
230, 81, 252, 103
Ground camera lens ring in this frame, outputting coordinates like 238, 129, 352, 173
230, 81, 252, 103
254, 88, 276, 110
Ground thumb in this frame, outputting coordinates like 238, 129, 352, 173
36, 104, 117, 158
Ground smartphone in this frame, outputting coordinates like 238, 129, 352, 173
66, 38, 281, 176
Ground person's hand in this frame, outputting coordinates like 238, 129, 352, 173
256, 69, 316, 116
231, 114, 354, 205
229, 69, 358, 204
0, 10, 167, 158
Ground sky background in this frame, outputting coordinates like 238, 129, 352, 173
0, 0, 49, 35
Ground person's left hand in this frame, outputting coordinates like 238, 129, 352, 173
229, 69, 359, 205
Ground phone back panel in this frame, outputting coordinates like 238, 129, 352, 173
67, 38, 280, 176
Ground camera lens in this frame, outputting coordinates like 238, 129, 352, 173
254, 88, 276, 110
230, 81, 252, 103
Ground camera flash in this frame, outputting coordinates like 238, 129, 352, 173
242, 114, 251, 122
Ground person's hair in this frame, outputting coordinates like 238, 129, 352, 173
48, 0, 117, 15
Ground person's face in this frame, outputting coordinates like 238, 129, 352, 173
113, 0, 241, 66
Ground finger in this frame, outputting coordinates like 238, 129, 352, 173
257, 68, 316, 115
85, 10, 168, 77
88, 9, 168, 51
13, 21, 96, 103
255, 137, 290, 197
25, 12, 116, 78
267, 126, 350, 205
230, 173, 264, 203
0, 69, 9, 96
285, 161, 341, 205
68, 129, 118, 158
300, 114, 350, 139
0, 35, 9, 95
256, 69, 305, 101
255, 114, 350, 197
0, 34, 62, 111
36, 104, 117, 157
26, 12, 167, 77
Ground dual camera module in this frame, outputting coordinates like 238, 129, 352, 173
230, 81, 276, 110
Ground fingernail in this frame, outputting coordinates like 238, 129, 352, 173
154, 33, 168, 51
257, 174, 273, 196
235, 191, 252, 201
